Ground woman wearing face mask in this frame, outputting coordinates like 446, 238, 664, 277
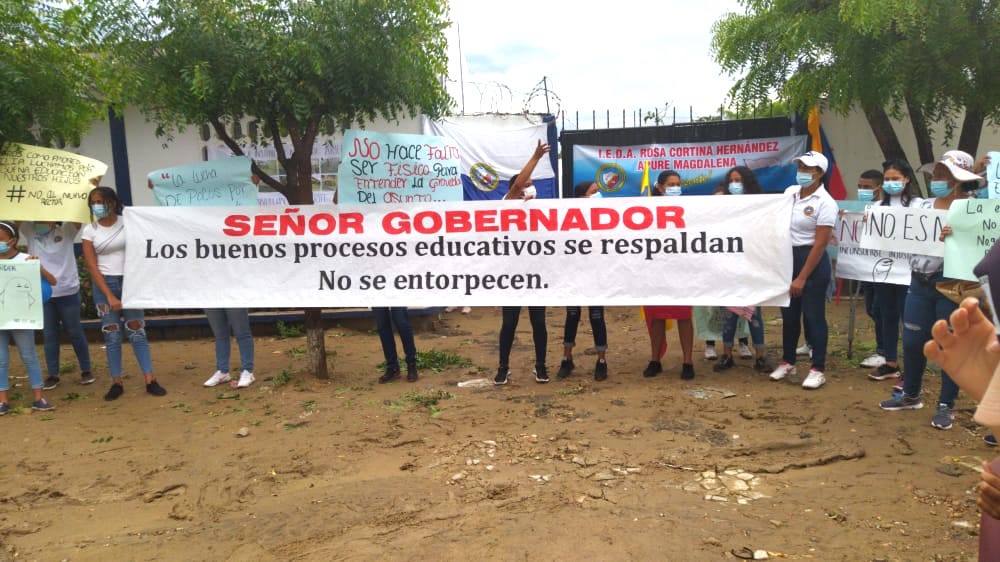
556, 182, 609, 381
769, 151, 836, 389
710, 167, 772, 373
81, 187, 167, 401
23, 220, 94, 389
867, 161, 923, 383
879, 150, 984, 432
0, 221, 58, 414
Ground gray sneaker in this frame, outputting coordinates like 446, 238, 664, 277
0, 402, 9, 415
879, 394, 923, 411
931, 403, 954, 430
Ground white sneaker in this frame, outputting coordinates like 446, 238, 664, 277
796, 343, 812, 357
704, 345, 718, 360
461, 306, 471, 314
739, 343, 753, 359
236, 370, 255, 388
802, 369, 826, 389
769, 362, 795, 381
445, 307, 456, 312
203, 370, 231, 387
860, 354, 886, 368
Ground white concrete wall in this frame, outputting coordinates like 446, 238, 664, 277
821, 106, 1000, 196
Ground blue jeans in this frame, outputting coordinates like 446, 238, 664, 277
781, 246, 831, 370
0, 329, 44, 391
42, 291, 92, 377
372, 307, 416, 370
862, 282, 885, 356
93, 275, 153, 378
563, 306, 608, 351
205, 308, 254, 373
873, 282, 907, 363
901, 272, 959, 407
722, 307, 765, 349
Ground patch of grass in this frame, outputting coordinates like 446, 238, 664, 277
61, 392, 90, 401
38, 415, 54, 421
92, 436, 113, 443
285, 346, 305, 358
283, 421, 308, 430
59, 363, 76, 374
301, 400, 317, 411
275, 321, 305, 339
250, 419, 263, 426
8, 392, 23, 403
172, 402, 192, 413
377, 350, 474, 373
387, 390, 455, 416
272, 369, 293, 387
559, 386, 585, 396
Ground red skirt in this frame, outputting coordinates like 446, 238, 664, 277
643, 305, 692, 320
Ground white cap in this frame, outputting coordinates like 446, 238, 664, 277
793, 151, 829, 173
917, 150, 986, 186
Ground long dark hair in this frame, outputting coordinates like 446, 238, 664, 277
718, 165, 763, 194
573, 181, 594, 198
880, 160, 921, 206
88, 186, 124, 218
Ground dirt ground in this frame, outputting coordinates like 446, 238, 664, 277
0, 301, 991, 561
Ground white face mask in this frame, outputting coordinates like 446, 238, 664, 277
589, 191, 603, 199
665, 186, 682, 196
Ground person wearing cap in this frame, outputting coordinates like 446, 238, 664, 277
768, 151, 836, 389
879, 150, 984, 430
867, 160, 924, 383
495, 140, 551, 385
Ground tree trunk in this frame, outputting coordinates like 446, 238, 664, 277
862, 103, 908, 163
958, 108, 985, 157
905, 101, 934, 196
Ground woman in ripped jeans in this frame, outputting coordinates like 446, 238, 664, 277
81, 187, 167, 401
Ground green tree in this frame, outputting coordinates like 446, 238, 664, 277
0, 2, 107, 151
93, 0, 452, 379
711, 0, 1000, 166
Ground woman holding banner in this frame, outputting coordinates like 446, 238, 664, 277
879, 150, 984, 431
769, 151, 836, 390
496, 140, 551, 385
82, 187, 167, 401
867, 160, 923, 382
556, 182, 610, 382
0, 221, 58, 413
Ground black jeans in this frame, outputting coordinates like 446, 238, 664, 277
563, 306, 608, 351
499, 306, 547, 368
781, 246, 831, 370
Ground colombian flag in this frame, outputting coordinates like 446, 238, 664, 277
808, 107, 846, 200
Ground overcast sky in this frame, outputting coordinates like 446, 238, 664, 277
444, 0, 746, 128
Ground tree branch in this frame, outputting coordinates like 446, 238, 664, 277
211, 116, 286, 197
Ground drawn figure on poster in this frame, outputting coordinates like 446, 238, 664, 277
872, 258, 894, 283
0, 276, 35, 316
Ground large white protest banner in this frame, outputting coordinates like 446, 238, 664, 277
122, 196, 794, 308
835, 207, 911, 285
858, 205, 946, 257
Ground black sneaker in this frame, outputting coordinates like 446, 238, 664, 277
868, 363, 901, 381
712, 355, 735, 372
32, 398, 55, 411
594, 359, 608, 381
43, 376, 60, 390
753, 357, 773, 373
378, 367, 401, 384
556, 358, 575, 379
104, 383, 124, 401
146, 380, 167, 396
680, 363, 695, 380
986, 434, 997, 447
534, 365, 549, 384
80, 371, 95, 385
406, 362, 418, 383
642, 361, 662, 378
494, 367, 511, 385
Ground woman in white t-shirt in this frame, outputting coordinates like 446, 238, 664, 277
0, 221, 58, 414
81, 187, 166, 401
24, 221, 93, 389
769, 151, 837, 389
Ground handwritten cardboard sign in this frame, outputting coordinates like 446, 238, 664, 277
945, 198, 1000, 281
986, 151, 1000, 199
149, 156, 258, 207
0, 143, 107, 223
859, 205, 946, 257
0, 260, 43, 329
337, 129, 463, 206
836, 203, 911, 285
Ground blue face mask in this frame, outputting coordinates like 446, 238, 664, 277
930, 180, 951, 197
795, 172, 816, 187
857, 189, 875, 202
882, 180, 904, 195
589, 191, 603, 199
665, 186, 682, 196
92, 204, 108, 219
34, 224, 51, 236
0, 242, 9, 254
728, 182, 744, 195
